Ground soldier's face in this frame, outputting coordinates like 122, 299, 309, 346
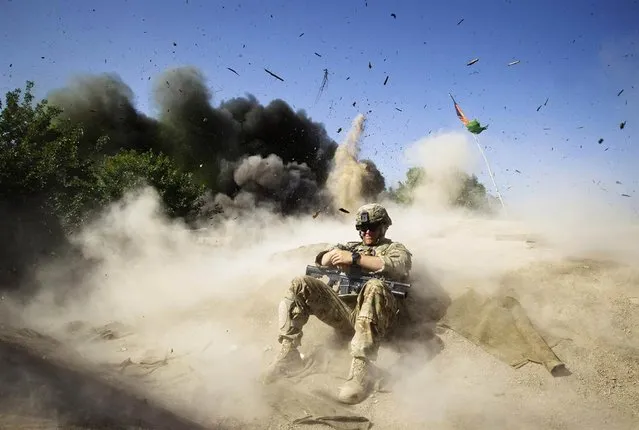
358, 223, 382, 245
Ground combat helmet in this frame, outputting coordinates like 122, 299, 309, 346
355, 203, 392, 228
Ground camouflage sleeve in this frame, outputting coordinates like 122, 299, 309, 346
373, 242, 412, 280
314, 243, 351, 265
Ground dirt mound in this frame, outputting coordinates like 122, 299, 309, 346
0, 319, 209, 429
2, 180, 638, 429
3, 252, 637, 430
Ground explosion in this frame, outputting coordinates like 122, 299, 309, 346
2, 66, 638, 430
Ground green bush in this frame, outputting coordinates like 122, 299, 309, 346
94, 149, 206, 219
1, 81, 205, 226
386, 166, 494, 212
0, 81, 207, 290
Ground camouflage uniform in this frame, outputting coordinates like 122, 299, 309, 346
265, 203, 412, 404
279, 238, 412, 360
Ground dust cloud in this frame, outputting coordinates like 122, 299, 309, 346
6, 129, 639, 428
326, 113, 385, 211
401, 131, 478, 211
374, 132, 639, 429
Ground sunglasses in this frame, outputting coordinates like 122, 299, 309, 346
356, 222, 381, 232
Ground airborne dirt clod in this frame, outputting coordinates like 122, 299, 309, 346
1, 132, 638, 429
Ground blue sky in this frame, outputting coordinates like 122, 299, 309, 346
2, 0, 638, 212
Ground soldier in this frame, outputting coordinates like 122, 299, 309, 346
263, 203, 412, 404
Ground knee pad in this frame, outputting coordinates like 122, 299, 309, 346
278, 297, 295, 331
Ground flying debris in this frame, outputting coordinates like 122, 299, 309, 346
314, 52, 322, 57
536, 97, 549, 111
598, 138, 604, 144
337, 127, 342, 133
383, 76, 389, 85
507, 60, 521, 66
227, 67, 239, 76
299, 32, 305, 37
391, 13, 397, 18
315, 68, 329, 104
264, 68, 284, 81
457, 18, 464, 25
368, 61, 372, 69
395, 107, 403, 112
46, 66, 349, 216
449, 93, 488, 134
515, 169, 521, 173
617, 89, 624, 96
621, 194, 631, 198
467, 58, 479, 66
338, 208, 350, 214
620, 121, 626, 129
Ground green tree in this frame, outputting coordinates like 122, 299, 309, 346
386, 166, 494, 212
1, 81, 207, 226
0, 81, 97, 222
0, 81, 207, 292
93, 149, 206, 219
385, 167, 425, 205
454, 173, 490, 210
0, 81, 94, 289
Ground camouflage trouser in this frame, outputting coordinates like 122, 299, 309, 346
277, 275, 400, 360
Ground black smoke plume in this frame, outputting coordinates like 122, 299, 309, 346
1, 66, 387, 295
47, 66, 347, 215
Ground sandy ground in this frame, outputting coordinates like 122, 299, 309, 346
1, 199, 638, 429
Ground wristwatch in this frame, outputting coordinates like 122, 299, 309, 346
351, 252, 361, 266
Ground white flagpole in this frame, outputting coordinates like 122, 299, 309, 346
471, 133, 507, 214
449, 93, 507, 215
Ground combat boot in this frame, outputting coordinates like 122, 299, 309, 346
263, 338, 304, 384
337, 357, 372, 404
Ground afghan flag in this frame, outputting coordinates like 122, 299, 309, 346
449, 93, 488, 134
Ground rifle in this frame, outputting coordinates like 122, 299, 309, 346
305, 265, 410, 299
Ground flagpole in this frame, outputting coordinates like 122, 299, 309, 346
449, 93, 507, 215
471, 133, 507, 214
